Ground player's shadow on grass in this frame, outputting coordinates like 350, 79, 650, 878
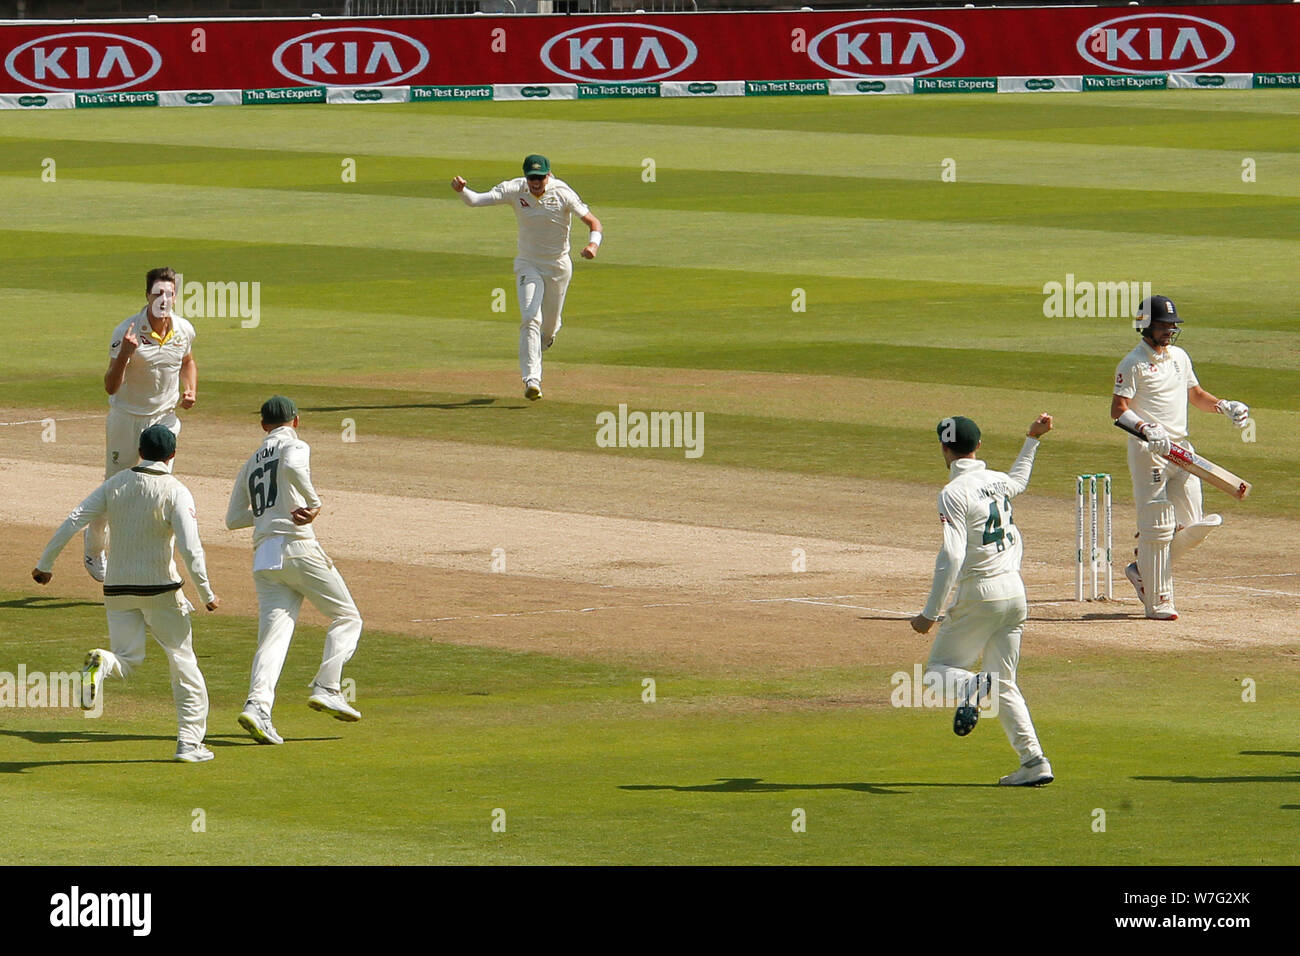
0, 596, 102, 611
1241, 750, 1300, 758
303, 398, 509, 412
621, 777, 997, 796
0, 730, 339, 747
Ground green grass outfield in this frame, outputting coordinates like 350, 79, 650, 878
1, 94, 1298, 864
2, 591, 1297, 865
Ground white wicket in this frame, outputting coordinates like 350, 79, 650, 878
1075, 473, 1112, 601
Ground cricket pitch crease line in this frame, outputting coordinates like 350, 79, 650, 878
0, 416, 99, 427
411, 593, 916, 624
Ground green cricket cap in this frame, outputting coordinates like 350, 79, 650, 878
523, 154, 551, 177
138, 423, 176, 461
260, 395, 298, 426
937, 416, 980, 454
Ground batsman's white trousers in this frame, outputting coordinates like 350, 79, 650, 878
925, 573, 1044, 763
247, 539, 362, 713
1127, 438, 1204, 531
85, 408, 181, 561
97, 589, 209, 745
515, 256, 571, 384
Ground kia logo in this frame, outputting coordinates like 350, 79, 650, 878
1025, 78, 1055, 90
18, 94, 49, 106
272, 27, 429, 86
4, 31, 161, 92
540, 22, 697, 82
521, 86, 551, 98
807, 18, 964, 78
686, 82, 717, 94
1077, 14, 1234, 74
184, 92, 214, 104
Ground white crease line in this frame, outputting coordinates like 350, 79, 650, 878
0, 416, 98, 427
1190, 582, 1300, 598
1187, 573, 1299, 582
412, 593, 914, 625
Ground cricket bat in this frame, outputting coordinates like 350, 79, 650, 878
1113, 419, 1252, 500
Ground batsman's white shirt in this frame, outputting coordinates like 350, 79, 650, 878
225, 426, 322, 550
460, 177, 589, 268
921, 438, 1040, 620
1113, 340, 1198, 442
37, 462, 215, 604
108, 309, 196, 416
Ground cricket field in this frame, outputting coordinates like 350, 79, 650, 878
0, 93, 1297, 865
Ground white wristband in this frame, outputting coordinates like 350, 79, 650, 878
588, 231, 602, 247
1115, 408, 1145, 433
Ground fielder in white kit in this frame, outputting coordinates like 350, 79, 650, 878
1111, 295, 1250, 620
451, 154, 603, 401
89, 267, 198, 583
32, 425, 219, 763
910, 413, 1055, 787
226, 396, 363, 745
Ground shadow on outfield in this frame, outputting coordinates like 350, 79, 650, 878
1133, 774, 1300, 784
1241, 750, 1300, 758
0, 730, 340, 748
0, 596, 102, 611
621, 777, 997, 795
302, 398, 514, 412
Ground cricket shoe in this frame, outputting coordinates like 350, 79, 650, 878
999, 755, 1054, 787
308, 685, 362, 722
1147, 603, 1178, 621
84, 552, 106, 583
174, 742, 215, 763
237, 703, 284, 745
524, 379, 543, 401
1124, 562, 1144, 602
80, 650, 106, 711
953, 672, 991, 737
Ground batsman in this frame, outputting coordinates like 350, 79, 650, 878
1111, 295, 1251, 620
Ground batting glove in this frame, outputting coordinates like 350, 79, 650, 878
1141, 422, 1172, 458
1216, 399, 1250, 428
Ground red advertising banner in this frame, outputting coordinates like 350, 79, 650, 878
0, 5, 1296, 94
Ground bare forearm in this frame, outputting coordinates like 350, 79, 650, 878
1190, 387, 1220, 413
104, 356, 129, 395
181, 357, 197, 395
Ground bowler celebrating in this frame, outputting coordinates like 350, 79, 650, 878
451, 154, 602, 401
88, 267, 198, 582
910, 414, 1055, 787
1111, 295, 1251, 620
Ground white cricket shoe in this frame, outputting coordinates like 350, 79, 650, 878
1124, 562, 1144, 602
80, 650, 106, 711
84, 552, 106, 583
524, 379, 543, 401
308, 685, 362, 722
1147, 603, 1179, 621
174, 742, 215, 763
999, 755, 1054, 787
238, 703, 285, 745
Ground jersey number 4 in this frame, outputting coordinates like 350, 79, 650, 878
249, 460, 280, 517
982, 496, 1015, 552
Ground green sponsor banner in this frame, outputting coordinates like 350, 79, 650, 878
1083, 74, 1167, 91
914, 76, 997, 94
577, 82, 660, 99
1253, 72, 1300, 88
241, 86, 327, 105
74, 91, 159, 108
411, 85, 493, 101
744, 79, 828, 96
